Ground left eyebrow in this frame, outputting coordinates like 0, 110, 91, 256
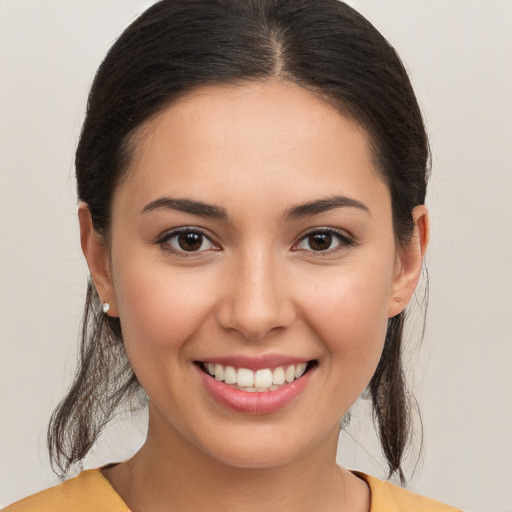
284, 195, 370, 221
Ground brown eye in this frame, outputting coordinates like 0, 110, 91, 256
296, 229, 353, 253
178, 232, 204, 251
307, 233, 333, 251
161, 228, 216, 254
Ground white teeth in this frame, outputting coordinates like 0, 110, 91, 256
285, 365, 295, 383
272, 367, 285, 385
203, 361, 311, 392
295, 363, 307, 379
214, 364, 224, 381
237, 368, 255, 388
224, 365, 237, 384
254, 368, 273, 388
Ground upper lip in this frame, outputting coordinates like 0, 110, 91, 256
196, 354, 314, 371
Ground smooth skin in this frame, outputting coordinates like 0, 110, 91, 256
79, 81, 429, 512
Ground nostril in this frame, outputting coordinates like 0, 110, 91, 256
215, 270, 296, 340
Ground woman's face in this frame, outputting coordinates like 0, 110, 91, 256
83, 82, 425, 468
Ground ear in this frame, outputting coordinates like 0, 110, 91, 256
78, 202, 119, 317
388, 205, 430, 318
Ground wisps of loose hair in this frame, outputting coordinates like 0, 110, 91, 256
48, 0, 430, 483
48, 282, 145, 474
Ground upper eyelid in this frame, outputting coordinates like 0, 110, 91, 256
297, 226, 354, 242
293, 227, 356, 252
157, 227, 220, 257
156, 225, 354, 249
157, 226, 214, 243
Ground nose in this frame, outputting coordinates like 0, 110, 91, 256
216, 248, 296, 341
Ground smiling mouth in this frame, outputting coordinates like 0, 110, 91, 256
196, 361, 317, 392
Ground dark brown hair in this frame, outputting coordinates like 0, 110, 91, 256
48, 0, 429, 483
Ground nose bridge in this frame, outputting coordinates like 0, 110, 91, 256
218, 244, 294, 340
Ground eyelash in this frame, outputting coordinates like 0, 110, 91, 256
294, 227, 355, 255
156, 226, 355, 258
156, 226, 218, 258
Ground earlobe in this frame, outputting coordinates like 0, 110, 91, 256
388, 205, 429, 318
78, 202, 118, 316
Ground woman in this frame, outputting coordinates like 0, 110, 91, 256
5, 0, 461, 510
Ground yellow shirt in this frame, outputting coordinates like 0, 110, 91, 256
4, 469, 462, 511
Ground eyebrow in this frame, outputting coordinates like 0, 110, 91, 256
141, 194, 369, 221
284, 195, 370, 221
141, 197, 228, 219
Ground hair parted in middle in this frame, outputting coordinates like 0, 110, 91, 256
48, 0, 429, 483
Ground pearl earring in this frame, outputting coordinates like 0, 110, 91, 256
102, 302, 111, 314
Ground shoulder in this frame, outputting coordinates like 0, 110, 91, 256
3, 469, 130, 512
354, 472, 463, 512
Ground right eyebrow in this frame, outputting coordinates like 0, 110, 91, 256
141, 196, 228, 219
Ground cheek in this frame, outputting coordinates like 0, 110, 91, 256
112, 259, 216, 357
110, 260, 222, 413
299, 262, 394, 373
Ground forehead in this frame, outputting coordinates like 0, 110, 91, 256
116, 81, 389, 216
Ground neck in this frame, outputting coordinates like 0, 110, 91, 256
103, 407, 369, 512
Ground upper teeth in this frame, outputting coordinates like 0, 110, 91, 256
204, 362, 308, 392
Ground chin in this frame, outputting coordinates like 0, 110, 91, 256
190, 422, 332, 471
204, 443, 304, 470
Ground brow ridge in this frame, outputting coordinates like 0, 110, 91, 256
284, 195, 370, 221
141, 197, 228, 219
141, 194, 369, 221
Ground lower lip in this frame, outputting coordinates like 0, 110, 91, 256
196, 365, 314, 414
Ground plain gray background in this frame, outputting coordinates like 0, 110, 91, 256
1, 1, 511, 511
